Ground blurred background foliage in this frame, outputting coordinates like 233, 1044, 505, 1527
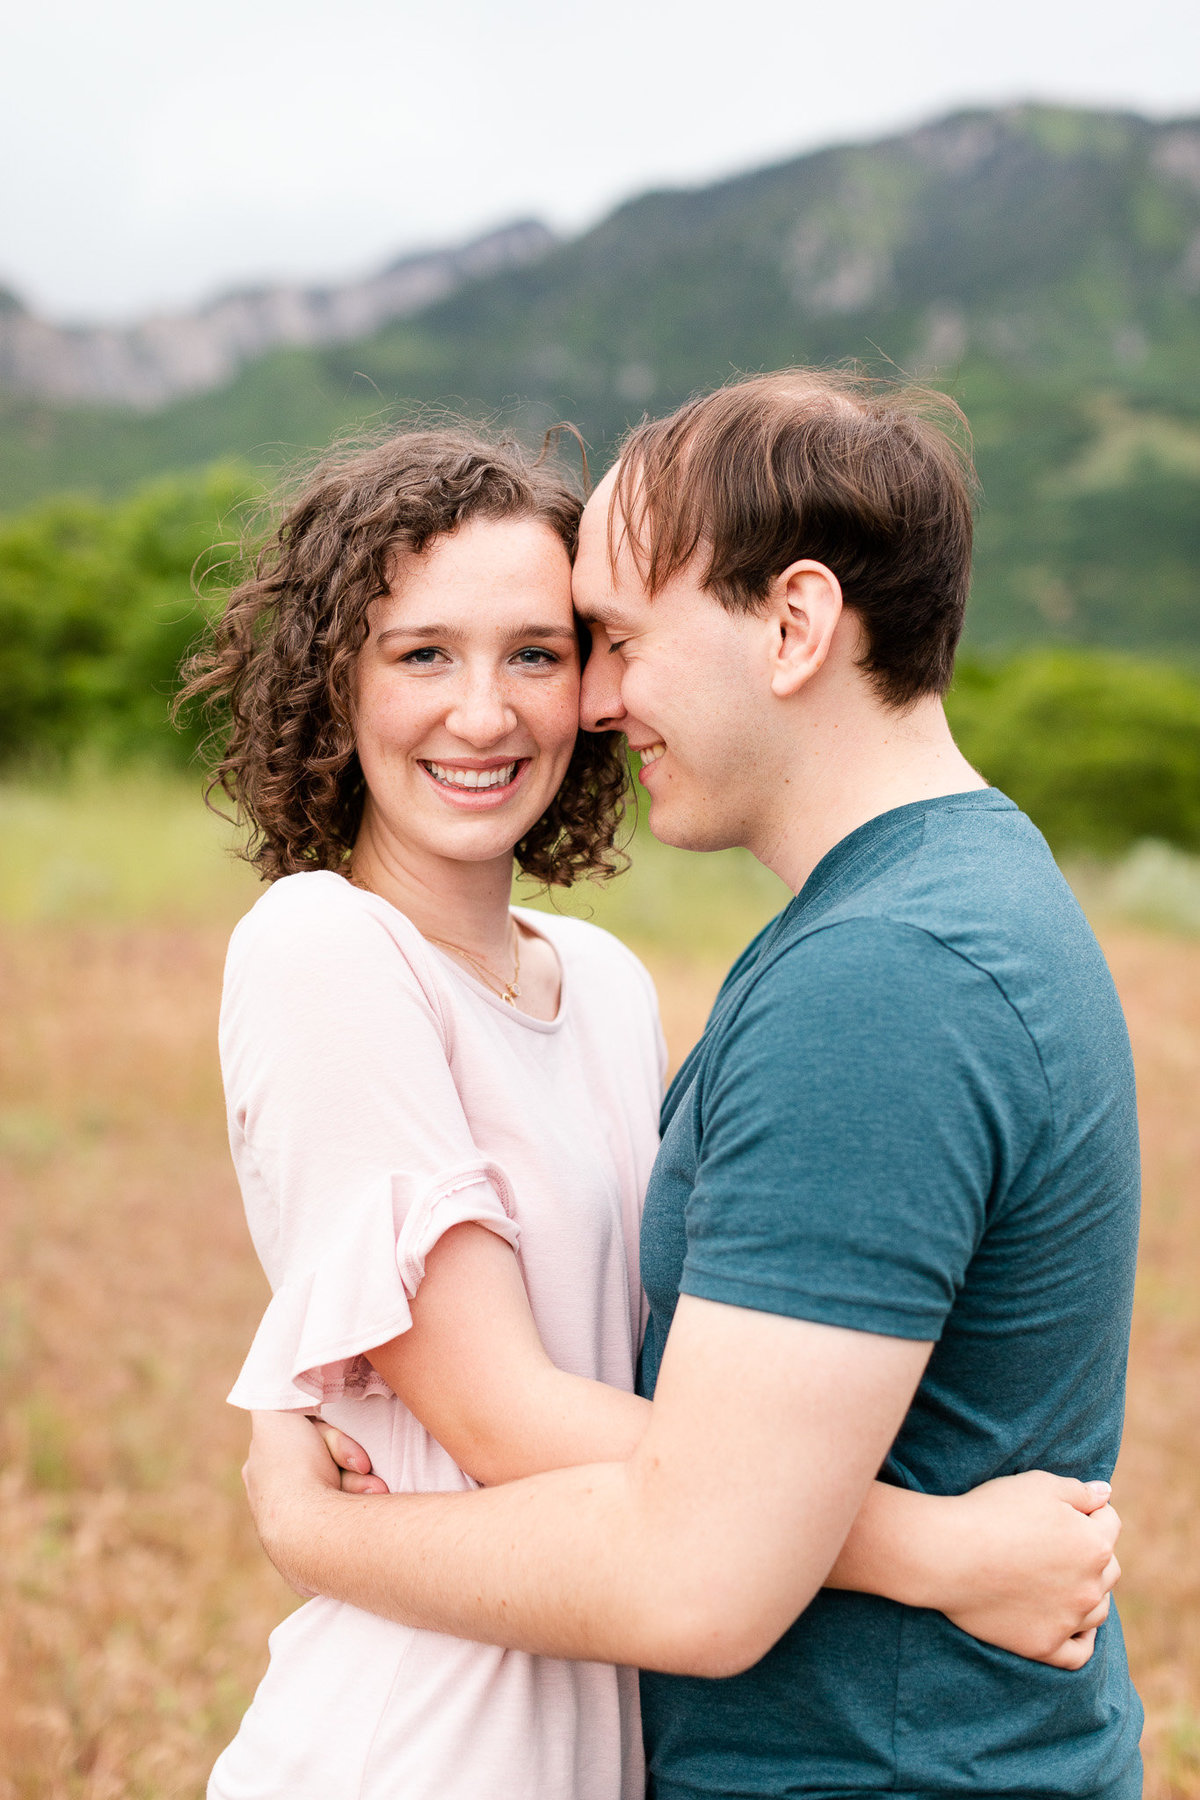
0, 466, 253, 768
947, 653, 1200, 854
1, 462, 1197, 870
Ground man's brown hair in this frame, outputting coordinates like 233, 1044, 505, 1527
178, 427, 629, 885
612, 370, 977, 705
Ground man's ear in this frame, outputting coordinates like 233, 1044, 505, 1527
768, 561, 843, 698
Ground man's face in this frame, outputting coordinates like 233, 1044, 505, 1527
574, 470, 781, 855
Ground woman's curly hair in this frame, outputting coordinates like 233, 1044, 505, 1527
178, 427, 630, 887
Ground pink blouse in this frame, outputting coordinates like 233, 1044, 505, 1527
208, 871, 665, 1800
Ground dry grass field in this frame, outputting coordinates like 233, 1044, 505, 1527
1, 779, 1199, 1798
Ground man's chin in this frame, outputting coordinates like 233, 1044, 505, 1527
644, 800, 740, 857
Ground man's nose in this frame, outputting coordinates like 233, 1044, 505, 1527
580, 647, 626, 734
445, 671, 517, 743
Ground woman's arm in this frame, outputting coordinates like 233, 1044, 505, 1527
328, 1222, 1120, 1668
826, 1470, 1120, 1663
365, 1221, 650, 1488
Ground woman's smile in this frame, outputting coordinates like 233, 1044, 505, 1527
418, 755, 532, 805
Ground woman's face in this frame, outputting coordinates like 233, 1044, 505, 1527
354, 516, 581, 872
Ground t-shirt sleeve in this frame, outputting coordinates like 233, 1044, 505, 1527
680, 917, 1048, 1341
220, 880, 521, 1410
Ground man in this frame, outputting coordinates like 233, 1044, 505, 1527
246, 371, 1142, 1797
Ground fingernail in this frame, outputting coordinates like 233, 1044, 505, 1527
1086, 1480, 1112, 1499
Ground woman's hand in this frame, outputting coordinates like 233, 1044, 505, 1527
306, 1417, 391, 1495
932, 1471, 1121, 1669
828, 1469, 1122, 1669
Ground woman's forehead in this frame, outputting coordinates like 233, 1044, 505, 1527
381, 520, 574, 609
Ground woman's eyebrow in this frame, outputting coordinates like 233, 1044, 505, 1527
376, 623, 451, 641
375, 621, 576, 644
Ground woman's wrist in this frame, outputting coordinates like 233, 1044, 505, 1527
827, 1482, 965, 1610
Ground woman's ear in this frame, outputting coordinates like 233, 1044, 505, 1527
768, 561, 843, 698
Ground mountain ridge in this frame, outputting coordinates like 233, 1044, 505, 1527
1, 101, 1198, 656
0, 219, 556, 409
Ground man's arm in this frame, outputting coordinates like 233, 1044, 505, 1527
324, 1225, 1118, 1669
248, 1295, 931, 1677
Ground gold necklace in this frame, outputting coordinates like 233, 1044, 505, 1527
426, 919, 522, 1006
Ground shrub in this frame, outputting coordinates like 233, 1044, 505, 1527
0, 467, 255, 767
948, 650, 1200, 854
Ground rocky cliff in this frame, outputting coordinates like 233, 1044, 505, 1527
0, 219, 556, 409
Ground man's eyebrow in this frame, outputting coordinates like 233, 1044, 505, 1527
574, 603, 624, 630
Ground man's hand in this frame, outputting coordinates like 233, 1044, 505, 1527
932, 1471, 1122, 1669
244, 1412, 354, 1594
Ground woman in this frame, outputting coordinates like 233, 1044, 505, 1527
183, 428, 1114, 1800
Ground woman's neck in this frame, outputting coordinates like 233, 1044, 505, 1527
350, 812, 516, 971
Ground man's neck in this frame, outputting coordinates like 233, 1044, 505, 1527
749, 693, 987, 895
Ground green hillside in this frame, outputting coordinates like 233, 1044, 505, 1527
3, 102, 1199, 654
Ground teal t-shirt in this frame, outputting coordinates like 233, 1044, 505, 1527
638, 791, 1143, 1800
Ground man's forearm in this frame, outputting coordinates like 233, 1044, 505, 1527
255, 1448, 770, 1676
248, 1301, 929, 1676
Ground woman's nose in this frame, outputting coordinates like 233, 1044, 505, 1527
445, 673, 518, 743
580, 648, 626, 734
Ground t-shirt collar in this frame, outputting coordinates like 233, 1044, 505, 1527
786, 788, 1016, 922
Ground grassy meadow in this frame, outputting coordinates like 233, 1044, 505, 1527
2, 775, 1200, 1797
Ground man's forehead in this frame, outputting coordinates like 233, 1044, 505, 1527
574, 467, 647, 626
571, 560, 649, 630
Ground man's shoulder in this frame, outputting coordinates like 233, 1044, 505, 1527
759, 797, 1105, 1022
728, 912, 1004, 1031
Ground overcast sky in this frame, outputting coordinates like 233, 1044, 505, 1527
4, 0, 1197, 323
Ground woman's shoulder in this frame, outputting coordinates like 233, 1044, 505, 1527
226, 870, 432, 986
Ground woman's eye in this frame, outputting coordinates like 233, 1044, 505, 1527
400, 646, 446, 666
512, 647, 558, 666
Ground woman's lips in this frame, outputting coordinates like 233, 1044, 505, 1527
417, 758, 531, 808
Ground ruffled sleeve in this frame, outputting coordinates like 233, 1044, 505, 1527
218, 874, 523, 1412
228, 1161, 519, 1410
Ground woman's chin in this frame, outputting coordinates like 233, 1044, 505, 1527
411, 812, 540, 868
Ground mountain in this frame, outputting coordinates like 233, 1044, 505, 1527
0, 220, 555, 408
2, 103, 1198, 654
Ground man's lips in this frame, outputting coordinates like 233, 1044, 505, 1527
633, 742, 666, 785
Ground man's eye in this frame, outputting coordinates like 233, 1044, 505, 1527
608, 639, 628, 655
